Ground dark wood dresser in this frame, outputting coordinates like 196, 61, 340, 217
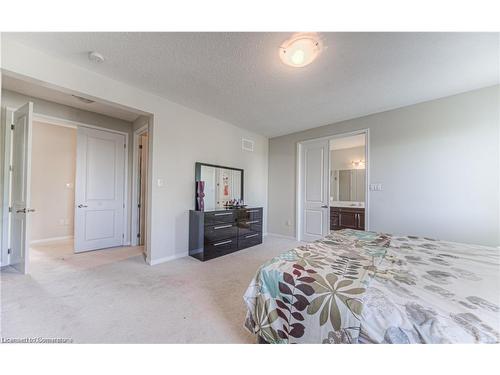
331, 206, 365, 231
189, 207, 263, 261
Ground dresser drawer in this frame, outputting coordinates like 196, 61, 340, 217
238, 232, 263, 249
204, 210, 235, 226
238, 219, 262, 234
204, 223, 238, 242
204, 238, 239, 259
237, 208, 262, 222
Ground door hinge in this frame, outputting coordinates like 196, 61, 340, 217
9, 165, 13, 172
139, 145, 143, 149
137, 203, 141, 208
124, 144, 126, 148
137, 233, 140, 238
7, 248, 11, 255
11, 124, 14, 130
8, 207, 12, 213
122, 233, 124, 239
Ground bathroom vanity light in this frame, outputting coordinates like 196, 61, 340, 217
279, 33, 322, 68
351, 160, 365, 169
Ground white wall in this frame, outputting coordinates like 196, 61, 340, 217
331, 146, 365, 171
1, 38, 269, 265
30, 121, 76, 242
268, 85, 499, 247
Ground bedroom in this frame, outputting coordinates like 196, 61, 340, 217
0, 1, 499, 374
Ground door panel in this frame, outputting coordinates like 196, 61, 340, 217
10, 102, 33, 274
86, 137, 117, 200
75, 127, 125, 253
305, 209, 323, 236
300, 139, 329, 242
305, 148, 324, 202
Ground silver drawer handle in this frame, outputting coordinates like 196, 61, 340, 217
78, 204, 88, 208
246, 220, 260, 224
247, 210, 259, 213
214, 240, 232, 247
214, 212, 232, 216
214, 224, 232, 230
245, 234, 259, 239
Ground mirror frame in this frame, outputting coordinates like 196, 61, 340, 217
194, 162, 244, 209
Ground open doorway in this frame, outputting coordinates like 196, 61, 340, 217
2, 77, 153, 274
296, 130, 369, 242
27, 116, 130, 263
329, 134, 366, 232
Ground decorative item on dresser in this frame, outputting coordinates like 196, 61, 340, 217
330, 206, 365, 231
189, 207, 263, 261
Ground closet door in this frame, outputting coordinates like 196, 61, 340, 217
74, 127, 125, 252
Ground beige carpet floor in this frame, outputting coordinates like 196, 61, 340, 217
1, 235, 300, 343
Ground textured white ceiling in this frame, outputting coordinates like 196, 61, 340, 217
3, 32, 499, 137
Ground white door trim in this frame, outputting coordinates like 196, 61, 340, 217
131, 122, 149, 247
296, 129, 370, 241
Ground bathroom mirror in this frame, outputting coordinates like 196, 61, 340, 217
195, 162, 244, 210
331, 169, 365, 202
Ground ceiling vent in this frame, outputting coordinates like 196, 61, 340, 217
71, 95, 95, 104
242, 138, 254, 152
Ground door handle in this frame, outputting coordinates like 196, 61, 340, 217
16, 208, 36, 213
321, 205, 329, 208
78, 204, 88, 208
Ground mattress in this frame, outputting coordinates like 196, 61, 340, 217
243, 229, 500, 343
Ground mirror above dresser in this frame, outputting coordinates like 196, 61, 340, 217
195, 162, 244, 211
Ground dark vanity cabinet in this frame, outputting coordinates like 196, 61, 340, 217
189, 207, 263, 261
330, 207, 365, 231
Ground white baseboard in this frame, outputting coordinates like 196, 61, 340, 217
266, 232, 298, 241
147, 253, 185, 266
30, 236, 74, 245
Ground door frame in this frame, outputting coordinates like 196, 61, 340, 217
131, 121, 149, 247
1, 107, 15, 267
1, 111, 131, 267
296, 128, 370, 241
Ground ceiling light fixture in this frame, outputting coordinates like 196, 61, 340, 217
88, 51, 105, 63
279, 33, 322, 68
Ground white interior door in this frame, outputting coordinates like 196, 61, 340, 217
10, 102, 34, 274
75, 127, 126, 253
299, 139, 330, 242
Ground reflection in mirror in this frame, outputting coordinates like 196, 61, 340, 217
331, 169, 365, 202
197, 164, 242, 211
329, 137, 366, 206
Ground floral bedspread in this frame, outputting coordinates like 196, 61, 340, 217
243, 230, 500, 343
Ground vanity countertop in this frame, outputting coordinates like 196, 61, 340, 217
331, 201, 365, 208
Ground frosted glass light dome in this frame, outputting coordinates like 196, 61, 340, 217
279, 34, 322, 68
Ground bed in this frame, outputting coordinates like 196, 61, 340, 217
243, 229, 500, 343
